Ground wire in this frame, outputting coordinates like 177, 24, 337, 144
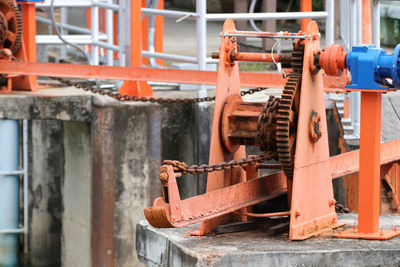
249, 0, 262, 32
49, 0, 92, 65
271, 40, 286, 77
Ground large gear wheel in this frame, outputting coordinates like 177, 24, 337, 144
276, 43, 304, 180
0, 0, 22, 53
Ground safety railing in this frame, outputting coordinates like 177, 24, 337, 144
0, 120, 29, 253
142, 0, 334, 97
36, 0, 122, 66
339, 0, 381, 141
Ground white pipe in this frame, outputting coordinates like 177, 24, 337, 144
141, 8, 197, 19
106, 0, 114, 66
206, 11, 328, 21
196, 0, 207, 97
91, 0, 100, 65
142, 51, 197, 63
0, 120, 19, 266
60, 7, 68, 59
325, 0, 334, 45
23, 120, 28, 254
372, 0, 380, 48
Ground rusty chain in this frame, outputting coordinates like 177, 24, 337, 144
335, 203, 350, 213
52, 77, 270, 104
256, 95, 280, 153
163, 151, 276, 175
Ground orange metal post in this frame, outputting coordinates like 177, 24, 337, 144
300, 0, 312, 31
118, 0, 153, 97
141, 0, 149, 66
334, 0, 400, 239
155, 0, 164, 66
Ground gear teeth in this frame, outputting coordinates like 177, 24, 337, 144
276, 44, 304, 180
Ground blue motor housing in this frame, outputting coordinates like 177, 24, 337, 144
345, 44, 400, 90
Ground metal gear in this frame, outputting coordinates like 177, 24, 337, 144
0, 0, 22, 53
276, 43, 304, 180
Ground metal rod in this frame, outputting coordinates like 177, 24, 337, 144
211, 52, 292, 63
93, 41, 120, 52
37, 1, 92, 8
372, 0, 380, 48
142, 8, 197, 19
196, 0, 207, 98
0, 170, 24, 176
23, 120, 28, 253
36, 35, 108, 45
325, 0, 334, 45
91, 0, 100, 65
93, 1, 119, 12
106, 0, 114, 65
0, 229, 24, 234
36, 16, 92, 35
223, 33, 306, 39
241, 211, 291, 218
60, 7, 68, 59
205, 11, 328, 21
142, 51, 197, 63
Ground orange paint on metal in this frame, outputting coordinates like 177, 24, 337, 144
9, 1, 36, 92
300, 0, 312, 31
362, 0, 373, 44
319, 45, 347, 76
195, 19, 247, 235
211, 52, 292, 63
155, 0, 164, 66
144, 165, 287, 228
118, 0, 153, 97
289, 21, 339, 240
0, 60, 349, 91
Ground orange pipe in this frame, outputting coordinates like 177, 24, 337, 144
211, 52, 292, 63
300, 0, 312, 31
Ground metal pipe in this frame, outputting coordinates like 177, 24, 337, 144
91, 0, 100, 65
147, 0, 163, 68
22, 120, 28, 254
205, 11, 328, 21
223, 33, 306, 39
141, 8, 197, 19
211, 52, 292, 63
60, 7, 68, 59
36, 16, 92, 35
118, 0, 127, 66
93, 1, 119, 12
93, 41, 120, 52
325, 0, 334, 45
37, 1, 92, 8
106, 0, 114, 65
0, 120, 19, 266
0, 229, 24, 234
142, 51, 197, 63
249, 0, 262, 32
36, 35, 108, 45
372, 0, 380, 48
196, 0, 207, 98
0, 170, 24, 175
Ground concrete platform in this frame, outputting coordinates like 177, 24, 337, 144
136, 214, 400, 267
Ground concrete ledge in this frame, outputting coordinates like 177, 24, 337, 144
137, 214, 400, 267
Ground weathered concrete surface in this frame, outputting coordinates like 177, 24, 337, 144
382, 92, 400, 142
137, 214, 400, 267
62, 122, 92, 267
29, 120, 63, 267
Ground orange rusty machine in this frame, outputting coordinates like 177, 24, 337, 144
145, 19, 400, 240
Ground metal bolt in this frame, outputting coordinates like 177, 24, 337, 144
175, 204, 179, 210
107, 249, 112, 255
329, 199, 336, 207
295, 210, 302, 217
159, 172, 169, 182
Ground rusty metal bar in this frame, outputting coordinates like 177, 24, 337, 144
91, 107, 115, 266
211, 52, 292, 63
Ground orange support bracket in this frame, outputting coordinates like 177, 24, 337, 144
118, 0, 153, 97
333, 91, 400, 240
